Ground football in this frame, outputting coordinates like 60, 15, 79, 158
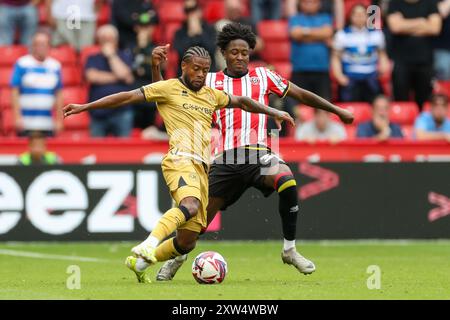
192, 251, 228, 284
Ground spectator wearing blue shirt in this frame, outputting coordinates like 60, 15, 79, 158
85, 25, 135, 137
332, 4, 390, 103
289, 0, 333, 100
414, 94, 450, 141
357, 95, 404, 140
10, 31, 64, 137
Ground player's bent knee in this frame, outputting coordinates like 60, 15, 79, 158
179, 197, 201, 220
274, 172, 297, 194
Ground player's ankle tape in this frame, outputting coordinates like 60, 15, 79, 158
178, 205, 192, 221
274, 173, 296, 193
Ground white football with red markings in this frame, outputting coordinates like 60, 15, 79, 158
192, 251, 228, 284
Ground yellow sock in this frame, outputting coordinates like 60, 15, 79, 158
155, 238, 182, 261
150, 207, 188, 242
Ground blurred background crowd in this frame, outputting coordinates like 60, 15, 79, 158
0, 0, 449, 143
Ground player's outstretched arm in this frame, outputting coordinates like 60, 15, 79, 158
229, 95, 295, 130
63, 89, 146, 118
286, 82, 354, 124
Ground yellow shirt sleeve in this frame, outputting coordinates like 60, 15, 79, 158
140, 80, 169, 103
212, 88, 231, 111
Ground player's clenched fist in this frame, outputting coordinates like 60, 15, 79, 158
63, 104, 86, 117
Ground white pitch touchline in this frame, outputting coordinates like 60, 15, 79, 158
0, 249, 111, 263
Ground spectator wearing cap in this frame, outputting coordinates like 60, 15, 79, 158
130, 11, 165, 134
414, 94, 450, 141
0, 0, 38, 46
332, 4, 390, 103
46, 0, 101, 52
112, 0, 158, 50
173, 0, 217, 76
11, 31, 64, 137
357, 95, 404, 140
84, 24, 134, 137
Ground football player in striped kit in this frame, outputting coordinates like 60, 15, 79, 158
152, 23, 354, 280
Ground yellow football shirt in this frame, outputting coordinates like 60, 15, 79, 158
141, 78, 230, 164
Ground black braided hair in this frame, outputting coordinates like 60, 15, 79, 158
217, 22, 257, 51
182, 46, 211, 63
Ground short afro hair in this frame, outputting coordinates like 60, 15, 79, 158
217, 22, 257, 51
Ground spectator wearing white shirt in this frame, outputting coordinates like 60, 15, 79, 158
46, 0, 100, 51
296, 109, 347, 143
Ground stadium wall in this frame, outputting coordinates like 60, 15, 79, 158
0, 163, 449, 241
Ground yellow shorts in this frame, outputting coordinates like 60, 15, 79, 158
161, 154, 209, 233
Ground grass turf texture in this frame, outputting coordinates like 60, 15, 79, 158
0, 240, 449, 300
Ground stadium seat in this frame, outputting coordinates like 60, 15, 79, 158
62, 86, 88, 106
0, 46, 28, 66
344, 0, 372, 19
389, 102, 419, 125
0, 67, 13, 87
165, 50, 179, 79
49, 46, 78, 65
38, 1, 48, 25
62, 66, 82, 86
158, 2, 185, 23
257, 20, 289, 42
434, 81, 450, 96
0, 88, 12, 110
96, 1, 111, 27
401, 125, 414, 140
260, 41, 290, 63
296, 105, 314, 122
63, 110, 90, 131
334, 102, 372, 124
345, 126, 357, 140
204, 1, 225, 23
80, 45, 101, 69
164, 22, 182, 44
271, 62, 292, 80
1, 107, 14, 136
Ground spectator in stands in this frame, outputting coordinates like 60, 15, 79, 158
332, 4, 390, 103
112, 0, 158, 50
0, 0, 38, 46
296, 109, 347, 142
387, 0, 442, 111
10, 31, 64, 137
414, 93, 450, 141
130, 11, 165, 136
251, 0, 282, 25
85, 24, 134, 137
47, 0, 100, 52
173, 0, 217, 76
215, 0, 264, 70
286, 0, 345, 30
18, 131, 62, 165
289, 0, 333, 100
434, 0, 450, 80
357, 95, 404, 140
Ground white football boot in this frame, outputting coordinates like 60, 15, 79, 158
281, 247, 316, 275
156, 254, 188, 281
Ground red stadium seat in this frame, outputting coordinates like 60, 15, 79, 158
344, 0, 372, 19
164, 22, 182, 44
271, 62, 292, 80
0, 88, 12, 110
1, 107, 14, 136
204, 1, 225, 23
49, 46, 78, 65
389, 102, 419, 125
80, 46, 101, 69
63, 111, 90, 131
296, 105, 314, 122
61, 66, 82, 86
0, 46, 28, 67
401, 125, 414, 140
165, 50, 179, 79
334, 102, 372, 124
38, 1, 48, 25
434, 81, 450, 96
345, 126, 357, 140
0, 67, 13, 87
260, 41, 290, 63
96, 1, 111, 27
62, 86, 88, 106
257, 20, 289, 42
158, 2, 185, 23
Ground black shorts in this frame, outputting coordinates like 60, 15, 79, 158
208, 145, 285, 210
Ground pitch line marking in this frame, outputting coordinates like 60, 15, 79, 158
0, 249, 110, 263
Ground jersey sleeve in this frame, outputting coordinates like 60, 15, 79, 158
212, 88, 231, 110
140, 80, 169, 103
265, 68, 290, 98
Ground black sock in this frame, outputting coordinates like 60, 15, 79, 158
278, 185, 299, 241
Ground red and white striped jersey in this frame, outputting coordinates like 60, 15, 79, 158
206, 67, 289, 152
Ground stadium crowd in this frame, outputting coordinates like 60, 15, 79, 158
0, 0, 449, 142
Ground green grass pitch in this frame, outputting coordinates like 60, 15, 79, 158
0, 240, 449, 300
